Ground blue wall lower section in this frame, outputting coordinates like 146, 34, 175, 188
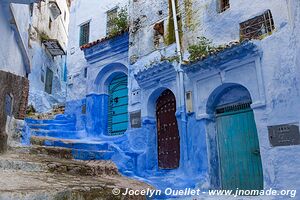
86, 94, 109, 137
41, 95, 211, 194
65, 99, 86, 131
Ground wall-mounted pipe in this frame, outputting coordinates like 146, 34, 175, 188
170, 0, 189, 165
170, 0, 184, 108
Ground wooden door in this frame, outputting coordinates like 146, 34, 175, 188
156, 89, 180, 169
216, 103, 263, 190
108, 74, 128, 136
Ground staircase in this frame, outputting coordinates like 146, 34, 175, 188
24, 114, 116, 161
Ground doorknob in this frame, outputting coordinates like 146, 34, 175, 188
252, 149, 260, 155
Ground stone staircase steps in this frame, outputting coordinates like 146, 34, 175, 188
30, 129, 81, 139
25, 118, 75, 125
31, 136, 110, 150
30, 136, 115, 161
27, 123, 76, 131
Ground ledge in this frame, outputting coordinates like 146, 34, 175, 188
82, 32, 129, 64
182, 41, 261, 74
134, 61, 177, 89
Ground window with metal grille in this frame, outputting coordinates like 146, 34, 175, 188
79, 22, 90, 46
240, 10, 275, 41
106, 8, 118, 35
219, 0, 230, 13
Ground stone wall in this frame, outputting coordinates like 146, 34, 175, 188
0, 70, 29, 153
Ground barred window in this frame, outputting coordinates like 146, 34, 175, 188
219, 0, 230, 13
106, 8, 118, 35
240, 10, 275, 41
79, 22, 90, 46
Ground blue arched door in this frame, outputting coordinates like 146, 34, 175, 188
108, 74, 128, 136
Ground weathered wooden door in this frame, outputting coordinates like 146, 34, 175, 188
216, 103, 263, 190
108, 74, 128, 136
156, 89, 180, 169
45, 67, 53, 94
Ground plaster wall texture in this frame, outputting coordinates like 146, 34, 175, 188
31, 0, 70, 50
59, 0, 300, 194
27, 0, 70, 112
179, 0, 300, 192
0, 3, 30, 77
128, 0, 300, 192
66, 0, 127, 101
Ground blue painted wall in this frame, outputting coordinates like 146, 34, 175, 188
86, 94, 109, 137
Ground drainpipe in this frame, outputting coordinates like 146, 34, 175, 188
170, 0, 184, 106
170, 0, 189, 167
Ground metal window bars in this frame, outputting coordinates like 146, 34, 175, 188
240, 10, 275, 41
220, 0, 230, 12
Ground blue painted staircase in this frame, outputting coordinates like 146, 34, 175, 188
24, 114, 116, 161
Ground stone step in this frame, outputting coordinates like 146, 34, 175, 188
0, 157, 44, 172
25, 118, 75, 125
28, 123, 76, 131
30, 130, 82, 139
8, 148, 120, 177
31, 136, 110, 151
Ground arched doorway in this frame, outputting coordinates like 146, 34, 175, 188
212, 85, 263, 190
108, 74, 128, 136
156, 89, 180, 169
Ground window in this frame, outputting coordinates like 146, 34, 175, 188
219, 0, 230, 13
41, 67, 45, 83
64, 11, 66, 21
49, 17, 52, 30
45, 67, 53, 94
240, 10, 275, 41
84, 67, 87, 78
79, 22, 90, 46
106, 8, 118, 35
29, 3, 34, 17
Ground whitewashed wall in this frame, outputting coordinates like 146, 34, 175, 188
66, 0, 128, 101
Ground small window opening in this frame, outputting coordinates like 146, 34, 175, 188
82, 104, 86, 114
64, 11, 67, 21
106, 7, 118, 36
45, 67, 53, 94
49, 17, 52, 30
240, 10, 275, 41
29, 3, 34, 17
41, 67, 45, 83
84, 67, 87, 78
219, 0, 230, 13
79, 22, 90, 46
154, 21, 164, 36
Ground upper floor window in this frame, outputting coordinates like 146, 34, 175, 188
219, 0, 230, 13
240, 10, 275, 41
49, 17, 52, 30
79, 22, 90, 46
29, 3, 34, 17
106, 7, 118, 35
64, 11, 67, 21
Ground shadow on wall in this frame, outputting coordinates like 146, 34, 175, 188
0, 70, 29, 153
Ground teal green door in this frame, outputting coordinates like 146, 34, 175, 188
108, 74, 128, 136
216, 103, 263, 190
